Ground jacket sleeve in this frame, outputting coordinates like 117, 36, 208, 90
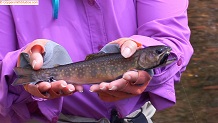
0, 6, 63, 122
130, 0, 193, 110
0, 5, 31, 121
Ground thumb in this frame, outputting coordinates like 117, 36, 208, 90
20, 39, 48, 69
110, 38, 142, 58
120, 40, 138, 58
29, 45, 44, 70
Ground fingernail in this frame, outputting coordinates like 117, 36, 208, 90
100, 86, 106, 90
123, 74, 131, 80
109, 86, 117, 90
79, 90, 83, 93
61, 84, 66, 88
68, 88, 74, 92
32, 60, 37, 69
122, 47, 131, 58
89, 90, 93, 92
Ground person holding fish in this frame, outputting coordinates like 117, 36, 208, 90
0, 0, 193, 123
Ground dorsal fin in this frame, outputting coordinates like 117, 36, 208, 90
85, 52, 117, 60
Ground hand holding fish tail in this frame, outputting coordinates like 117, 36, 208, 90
19, 39, 81, 99
90, 70, 151, 102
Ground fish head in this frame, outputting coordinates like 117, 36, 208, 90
138, 45, 172, 69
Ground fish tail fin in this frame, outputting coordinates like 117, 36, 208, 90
12, 67, 37, 86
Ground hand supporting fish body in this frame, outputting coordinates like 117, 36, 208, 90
12, 45, 175, 86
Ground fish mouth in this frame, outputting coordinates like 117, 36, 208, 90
159, 53, 170, 65
158, 46, 174, 65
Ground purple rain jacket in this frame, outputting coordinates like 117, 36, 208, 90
0, 0, 193, 122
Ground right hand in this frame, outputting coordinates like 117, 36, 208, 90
90, 38, 151, 102
18, 39, 83, 99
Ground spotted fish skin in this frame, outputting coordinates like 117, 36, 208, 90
12, 45, 173, 86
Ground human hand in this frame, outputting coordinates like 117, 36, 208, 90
90, 70, 151, 102
109, 38, 142, 58
18, 39, 82, 99
90, 38, 151, 102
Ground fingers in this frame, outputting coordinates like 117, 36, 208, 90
90, 71, 151, 102
91, 82, 135, 102
89, 84, 100, 92
37, 82, 52, 92
50, 80, 75, 95
24, 83, 50, 98
123, 70, 151, 85
90, 82, 109, 92
133, 70, 151, 85
122, 71, 139, 83
92, 70, 151, 95
110, 38, 142, 58
103, 70, 150, 90
25, 80, 83, 99
120, 71, 151, 94
74, 85, 84, 93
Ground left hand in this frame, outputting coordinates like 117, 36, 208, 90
90, 38, 152, 102
19, 39, 82, 99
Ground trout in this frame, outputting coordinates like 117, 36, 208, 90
12, 45, 175, 86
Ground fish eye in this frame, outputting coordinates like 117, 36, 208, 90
155, 48, 164, 54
